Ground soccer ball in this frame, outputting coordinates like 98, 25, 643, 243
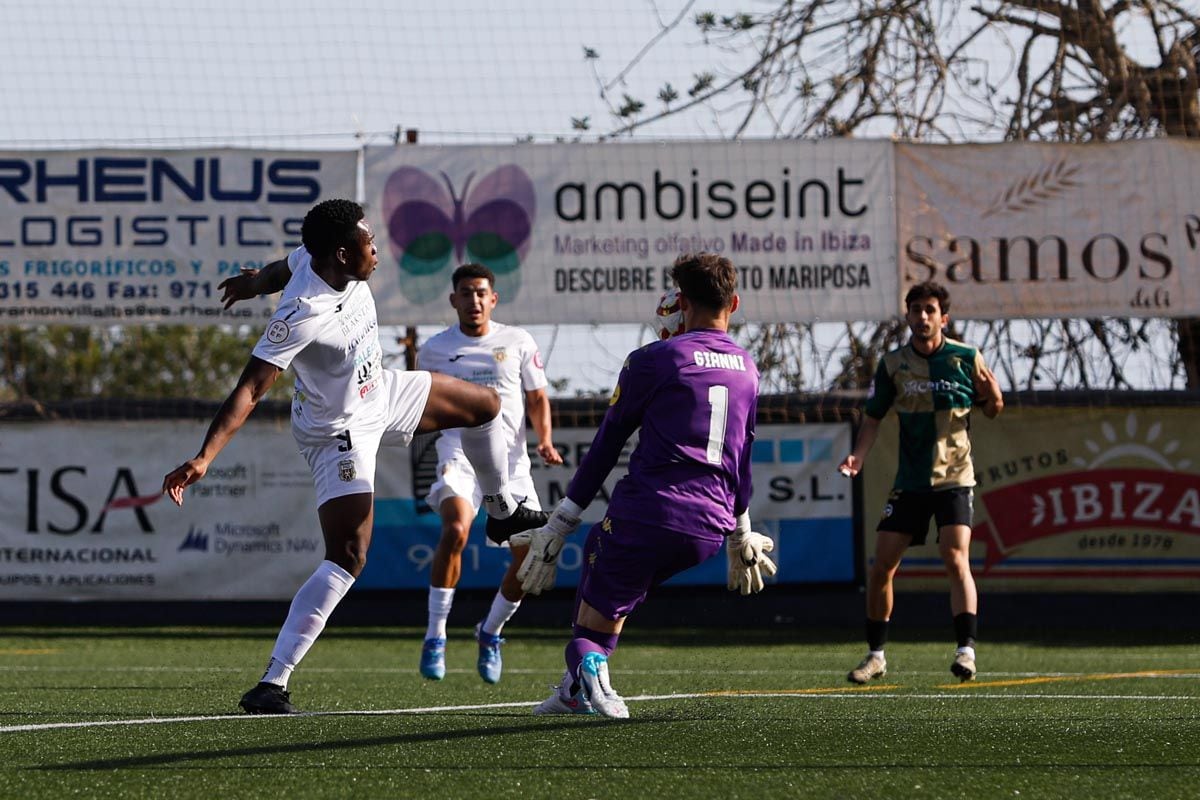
653, 287, 685, 340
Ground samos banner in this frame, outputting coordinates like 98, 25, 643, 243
0, 149, 357, 325
363, 141, 898, 324
896, 140, 1200, 318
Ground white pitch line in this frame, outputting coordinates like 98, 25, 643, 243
1, 691, 1196, 735
2, 665, 1196, 678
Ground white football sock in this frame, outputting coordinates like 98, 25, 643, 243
426, 586, 455, 640
956, 645, 976, 659
260, 657, 291, 687
459, 413, 514, 518
481, 590, 521, 637
262, 560, 355, 689
868, 649, 885, 658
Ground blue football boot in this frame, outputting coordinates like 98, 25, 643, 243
420, 636, 446, 681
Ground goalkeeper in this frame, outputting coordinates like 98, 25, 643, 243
512, 252, 775, 719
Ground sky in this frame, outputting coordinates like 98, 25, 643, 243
0, 0, 765, 149
1, 1, 1192, 392
0, 0, 771, 394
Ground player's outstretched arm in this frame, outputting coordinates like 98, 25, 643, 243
218, 258, 293, 309
162, 356, 281, 506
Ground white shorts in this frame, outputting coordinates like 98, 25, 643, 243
427, 456, 540, 516
298, 369, 433, 507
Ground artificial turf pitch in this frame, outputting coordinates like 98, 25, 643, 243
0, 625, 1196, 799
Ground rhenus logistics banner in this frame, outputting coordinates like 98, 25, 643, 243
0, 149, 356, 325
363, 141, 898, 324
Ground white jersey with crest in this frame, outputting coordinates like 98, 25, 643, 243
251, 246, 385, 443
419, 321, 547, 474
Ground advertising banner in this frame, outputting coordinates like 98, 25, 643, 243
359, 422, 857, 591
0, 149, 357, 325
862, 405, 1200, 591
0, 418, 855, 599
363, 141, 898, 325
896, 140, 1200, 318
0, 419, 322, 600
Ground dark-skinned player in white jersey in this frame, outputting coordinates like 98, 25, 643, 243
163, 199, 543, 714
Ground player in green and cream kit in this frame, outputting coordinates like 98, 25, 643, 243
839, 281, 1004, 684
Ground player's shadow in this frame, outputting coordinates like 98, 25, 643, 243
34, 715, 653, 772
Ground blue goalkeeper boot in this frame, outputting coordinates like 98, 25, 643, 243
475, 622, 504, 684
577, 652, 629, 718
420, 636, 446, 681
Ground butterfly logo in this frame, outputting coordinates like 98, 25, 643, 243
382, 165, 536, 304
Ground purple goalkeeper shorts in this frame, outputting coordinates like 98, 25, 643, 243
576, 516, 723, 621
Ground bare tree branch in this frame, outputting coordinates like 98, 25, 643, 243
574, 1, 1200, 390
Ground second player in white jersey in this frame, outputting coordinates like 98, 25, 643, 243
419, 321, 547, 496
417, 263, 563, 685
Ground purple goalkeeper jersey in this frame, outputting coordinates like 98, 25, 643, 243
566, 328, 759, 539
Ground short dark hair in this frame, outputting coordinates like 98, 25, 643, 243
301, 199, 364, 259
670, 252, 737, 313
904, 280, 950, 314
451, 263, 496, 290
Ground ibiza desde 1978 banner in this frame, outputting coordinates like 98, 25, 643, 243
363, 141, 898, 325
863, 404, 1200, 591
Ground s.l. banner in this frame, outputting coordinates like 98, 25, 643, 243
358, 422, 856, 591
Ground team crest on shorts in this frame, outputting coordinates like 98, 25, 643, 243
492, 347, 507, 362
338, 459, 356, 482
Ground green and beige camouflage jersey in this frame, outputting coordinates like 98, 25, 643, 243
864, 337, 987, 491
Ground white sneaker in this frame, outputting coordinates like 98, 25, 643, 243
847, 652, 887, 684
577, 652, 629, 719
951, 650, 977, 682
533, 670, 595, 715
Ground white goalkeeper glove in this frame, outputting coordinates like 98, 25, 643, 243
726, 512, 777, 595
513, 499, 582, 595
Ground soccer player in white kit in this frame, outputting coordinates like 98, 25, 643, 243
162, 199, 538, 714
418, 263, 563, 683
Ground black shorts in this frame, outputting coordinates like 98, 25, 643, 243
876, 487, 973, 545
